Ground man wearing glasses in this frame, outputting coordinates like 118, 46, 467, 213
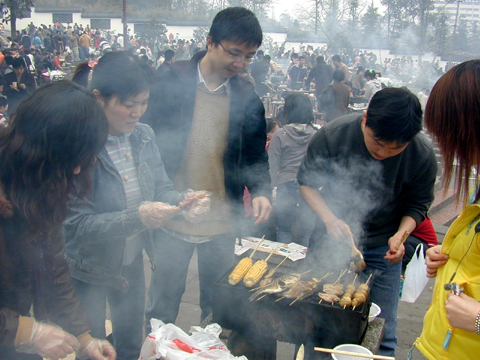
142, 7, 272, 329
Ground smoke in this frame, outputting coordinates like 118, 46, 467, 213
301, 154, 388, 274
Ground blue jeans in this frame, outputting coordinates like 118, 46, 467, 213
71, 253, 145, 360
146, 230, 235, 331
362, 245, 402, 357
276, 181, 316, 246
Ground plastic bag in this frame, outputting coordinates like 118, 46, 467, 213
139, 319, 247, 360
178, 190, 211, 224
400, 243, 429, 303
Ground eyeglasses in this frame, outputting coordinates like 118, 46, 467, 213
218, 42, 254, 64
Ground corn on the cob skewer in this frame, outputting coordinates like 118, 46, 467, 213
228, 236, 265, 285
243, 246, 278, 287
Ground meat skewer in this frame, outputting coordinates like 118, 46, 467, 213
352, 274, 373, 310
318, 293, 340, 304
249, 271, 311, 301
322, 269, 348, 296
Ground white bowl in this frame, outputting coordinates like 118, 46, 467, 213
332, 344, 374, 360
368, 302, 381, 322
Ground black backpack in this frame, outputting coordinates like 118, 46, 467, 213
319, 84, 335, 113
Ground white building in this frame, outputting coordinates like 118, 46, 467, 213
434, 0, 480, 30
12, 6, 287, 43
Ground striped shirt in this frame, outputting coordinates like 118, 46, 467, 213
105, 133, 144, 265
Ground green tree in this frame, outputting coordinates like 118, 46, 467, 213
361, 3, 381, 41
193, 26, 209, 43
136, 18, 167, 42
1, 0, 34, 35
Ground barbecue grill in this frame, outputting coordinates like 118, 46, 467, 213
212, 268, 371, 355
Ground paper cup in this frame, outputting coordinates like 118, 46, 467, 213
12, 82, 17, 88
332, 344, 373, 360
368, 302, 381, 322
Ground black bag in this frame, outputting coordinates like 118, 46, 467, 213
319, 84, 335, 113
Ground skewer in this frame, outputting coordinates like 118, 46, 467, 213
352, 306, 356, 310
352, 273, 358, 285
314, 347, 395, 359
334, 269, 347, 284
272, 255, 289, 271
319, 299, 323, 304
366, 274, 373, 285
395, 230, 410, 250
250, 236, 265, 258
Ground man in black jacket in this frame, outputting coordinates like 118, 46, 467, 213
142, 7, 272, 328
305, 55, 333, 98
297, 88, 437, 357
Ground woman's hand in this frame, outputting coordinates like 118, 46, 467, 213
425, 245, 448, 278
445, 293, 480, 332
77, 338, 116, 360
16, 321, 79, 360
179, 191, 211, 224
139, 202, 180, 228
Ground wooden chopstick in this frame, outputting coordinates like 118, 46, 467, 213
314, 347, 395, 360
395, 230, 410, 250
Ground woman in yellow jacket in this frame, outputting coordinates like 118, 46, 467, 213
414, 60, 480, 359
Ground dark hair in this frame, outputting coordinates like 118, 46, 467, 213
0, 81, 108, 235
364, 69, 376, 79
316, 56, 325, 64
333, 69, 345, 82
0, 97, 7, 107
425, 60, 480, 202
356, 66, 364, 74
332, 55, 341, 62
73, 51, 154, 102
12, 57, 24, 69
264, 55, 271, 61
164, 49, 175, 61
366, 87, 422, 145
299, 56, 306, 60
266, 119, 282, 133
284, 93, 313, 125
208, 7, 262, 48
257, 50, 264, 56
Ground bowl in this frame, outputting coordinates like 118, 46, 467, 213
332, 344, 374, 360
368, 302, 381, 322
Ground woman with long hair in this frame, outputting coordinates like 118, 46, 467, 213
0, 81, 115, 359
415, 60, 480, 358
65, 51, 208, 360
268, 93, 317, 246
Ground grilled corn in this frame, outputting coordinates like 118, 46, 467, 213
228, 257, 253, 285
243, 260, 268, 287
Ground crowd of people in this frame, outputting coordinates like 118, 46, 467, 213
0, 5, 479, 360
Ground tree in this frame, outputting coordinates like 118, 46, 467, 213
193, 26, 209, 44
361, 3, 381, 42
136, 18, 167, 43
1, 0, 34, 35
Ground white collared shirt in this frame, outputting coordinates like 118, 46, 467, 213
197, 61, 231, 94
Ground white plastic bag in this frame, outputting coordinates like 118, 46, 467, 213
139, 319, 247, 360
400, 243, 429, 303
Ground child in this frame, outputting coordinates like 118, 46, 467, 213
0, 96, 7, 127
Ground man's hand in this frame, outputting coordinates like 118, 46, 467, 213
325, 218, 352, 242
252, 196, 272, 225
445, 293, 480, 332
385, 233, 405, 263
425, 245, 448, 278
19, 83, 26, 90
